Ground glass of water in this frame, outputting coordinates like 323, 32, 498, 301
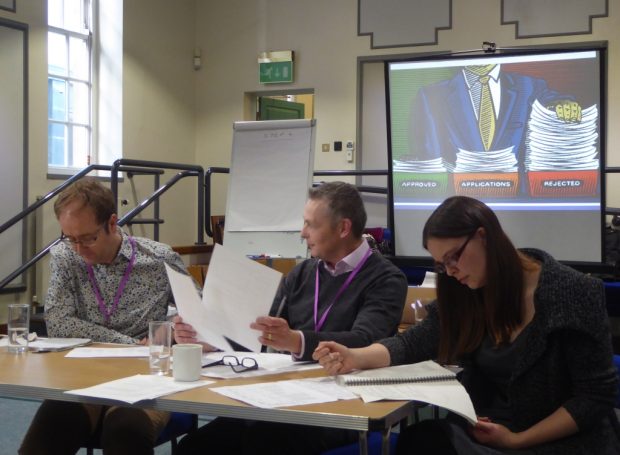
148, 321, 172, 375
7, 303, 30, 353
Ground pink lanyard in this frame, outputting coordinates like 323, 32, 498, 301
86, 236, 137, 324
314, 248, 372, 332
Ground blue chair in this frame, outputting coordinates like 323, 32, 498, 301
321, 431, 399, 455
85, 412, 197, 455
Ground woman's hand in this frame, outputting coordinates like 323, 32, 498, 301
470, 418, 520, 449
251, 316, 301, 354
312, 341, 357, 375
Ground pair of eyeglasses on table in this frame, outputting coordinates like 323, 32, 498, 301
202, 355, 258, 373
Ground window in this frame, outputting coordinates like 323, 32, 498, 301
47, 0, 92, 172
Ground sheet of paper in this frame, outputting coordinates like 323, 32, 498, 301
201, 244, 282, 352
200, 351, 322, 379
211, 377, 357, 408
336, 361, 476, 424
166, 244, 282, 352
349, 381, 477, 425
420, 271, 437, 288
65, 346, 150, 358
165, 263, 230, 350
65, 374, 213, 404
28, 338, 91, 352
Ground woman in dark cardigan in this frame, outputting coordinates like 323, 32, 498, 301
314, 196, 620, 454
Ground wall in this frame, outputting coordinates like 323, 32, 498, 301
1, 0, 619, 317
0, 0, 199, 318
193, 0, 620, 217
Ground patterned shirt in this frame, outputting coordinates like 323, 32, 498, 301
45, 230, 189, 344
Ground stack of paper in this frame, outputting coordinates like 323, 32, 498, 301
525, 100, 599, 172
393, 157, 448, 173
65, 374, 212, 404
336, 361, 477, 425
454, 146, 517, 173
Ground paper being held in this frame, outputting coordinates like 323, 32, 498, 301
166, 243, 283, 352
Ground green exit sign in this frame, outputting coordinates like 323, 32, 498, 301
258, 51, 294, 84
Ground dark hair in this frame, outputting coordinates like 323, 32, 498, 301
54, 178, 116, 230
422, 196, 524, 363
308, 181, 367, 238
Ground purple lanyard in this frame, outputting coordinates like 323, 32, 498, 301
314, 248, 372, 332
86, 236, 137, 324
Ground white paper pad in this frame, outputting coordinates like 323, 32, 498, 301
166, 243, 283, 352
211, 377, 358, 408
65, 346, 150, 358
65, 374, 213, 404
200, 351, 322, 379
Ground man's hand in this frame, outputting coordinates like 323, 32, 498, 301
171, 316, 217, 352
251, 316, 302, 354
549, 100, 582, 123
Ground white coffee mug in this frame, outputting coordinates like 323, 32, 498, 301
172, 343, 203, 381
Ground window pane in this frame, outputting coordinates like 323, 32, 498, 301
71, 126, 90, 168
69, 81, 89, 124
69, 36, 89, 80
48, 123, 67, 166
48, 32, 68, 76
48, 0, 64, 28
48, 78, 67, 121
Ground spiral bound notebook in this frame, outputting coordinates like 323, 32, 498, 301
339, 363, 456, 386
337, 360, 457, 386
336, 360, 477, 425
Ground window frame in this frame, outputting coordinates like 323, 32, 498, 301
47, 0, 95, 175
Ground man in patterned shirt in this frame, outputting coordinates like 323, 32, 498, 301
19, 178, 190, 455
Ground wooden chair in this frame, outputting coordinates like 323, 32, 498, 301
211, 215, 225, 245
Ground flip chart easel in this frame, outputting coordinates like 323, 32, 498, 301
224, 119, 316, 258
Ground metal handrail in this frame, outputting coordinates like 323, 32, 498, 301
118, 170, 201, 230
1, 161, 206, 291
203, 167, 389, 238
111, 159, 205, 245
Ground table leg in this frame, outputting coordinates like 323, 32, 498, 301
358, 430, 368, 455
381, 427, 392, 455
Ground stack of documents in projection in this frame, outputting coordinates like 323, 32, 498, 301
392, 157, 450, 196
452, 146, 519, 198
525, 100, 599, 197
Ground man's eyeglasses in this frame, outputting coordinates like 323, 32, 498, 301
433, 232, 476, 274
60, 224, 106, 247
202, 355, 258, 373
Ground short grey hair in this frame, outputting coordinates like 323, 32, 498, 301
308, 181, 367, 238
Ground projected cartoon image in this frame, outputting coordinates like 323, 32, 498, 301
391, 55, 600, 201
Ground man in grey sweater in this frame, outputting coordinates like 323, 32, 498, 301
174, 181, 408, 454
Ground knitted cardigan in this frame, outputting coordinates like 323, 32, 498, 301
380, 249, 620, 455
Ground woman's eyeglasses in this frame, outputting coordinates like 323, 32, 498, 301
433, 232, 476, 274
202, 355, 258, 373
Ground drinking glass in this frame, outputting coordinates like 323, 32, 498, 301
7, 304, 30, 353
148, 321, 172, 375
